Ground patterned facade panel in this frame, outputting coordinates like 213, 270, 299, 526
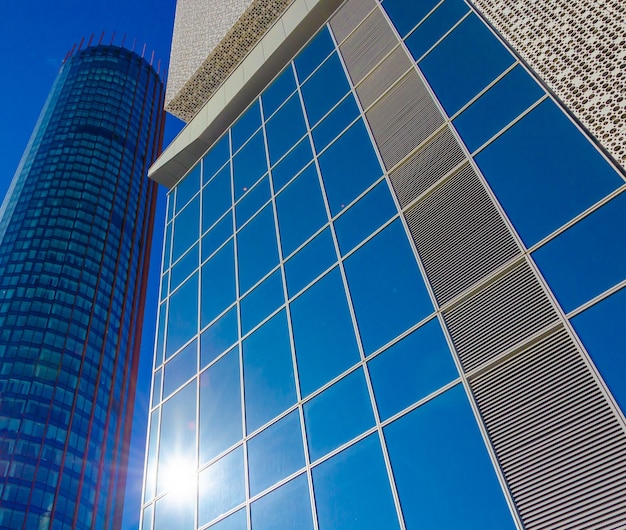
328, 0, 376, 44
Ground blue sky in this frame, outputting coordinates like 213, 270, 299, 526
0, 1, 183, 528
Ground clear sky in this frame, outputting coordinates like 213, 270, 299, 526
0, 1, 183, 528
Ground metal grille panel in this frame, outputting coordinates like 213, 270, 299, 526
471, 328, 626, 529
365, 70, 445, 170
404, 164, 520, 305
389, 126, 466, 208
444, 261, 559, 372
355, 46, 411, 110
329, 0, 376, 44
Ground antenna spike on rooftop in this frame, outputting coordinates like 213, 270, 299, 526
150, 50, 155, 66
69, 43, 77, 57
157, 59, 161, 75
131, 38, 137, 52
141, 43, 146, 58
121, 33, 127, 48
98, 31, 105, 45
87, 33, 94, 47
77, 37, 85, 51
110, 32, 116, 45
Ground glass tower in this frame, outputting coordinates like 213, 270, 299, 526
143, 1, 626, 529
0, 45, 164, 530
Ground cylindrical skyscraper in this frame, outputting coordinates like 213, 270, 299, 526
0, 45, 164, 530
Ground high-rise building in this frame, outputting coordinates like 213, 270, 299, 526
142, 1, 626, 529
0, 44, 164, 530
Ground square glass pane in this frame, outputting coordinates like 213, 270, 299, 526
198, 446, 246, 527
199, 348, 242, 464
202, 214, 233, 263
201, 240, 236, 327
241, 269, 284, 335
265, 94, 307, 166
237, 205, 279, 294
317, 120, 383, 216
176, 164, 201, 213
476, 99, 622, 246
291, 268, 360, 397
533, 192, 626, 313
172, 195, 200, 262
163, 339, 198, 399
284, 228, 337, 297
419, 14, 515, 115
232, 100, 262, 153
311, 94, 359, 152
235, 175, 270, 229
247, 410, 305, 496
383, 0, 440, 37
334, 180, 397, 255
453, 64, 544, 152
301, 53, 351, 127
233, 131, 268, 201
203, 135, 230, 185
203, 165, 232, 233
166, 273, 199, 359
384, 385, 516, 529
304, 369, 375, 461
251, 474, 314, 530
201, 308, 238, 369
294, 27, 334, 82
271, 139, 313, 193
344, 220, 433, 354
262, 65, 297, 119
242, 310, 297, 433
312, 434, 400, 530
368, 318, 458, 420
276, 164, 328, 256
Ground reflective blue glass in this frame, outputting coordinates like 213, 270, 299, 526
294, 27, 334, 82
199, 348, 242, 464
301, 53, 351, 126
383, 0, 440, 37
334, 180, 397, 255
265, 94, 307, 165
242, 310, 297, 433
304, 369, 375, 461
271, 139, 314, 192
385, 385, 516, 529
344, 220, 433, 354
419, 14, 515, 115
176, 165, 201, 212
312, 94, 360, 152
161, 270, 170, 301
142, 505, 153, 530
171, 243, 199, 292
166, 273, 199, 359
163, 339, 198, 399
237, 205, 280, 294
163, 221, 173, 270
291, 269, 360, 397
232, 100, 262, 152
533, 192, 626, 312
201, 310, 238, 369
247, 410, 305, 496
208, 509, 247, 530
368, 318, 458, 420
262, 65, 297, 119
152, 369, 162, 407
276, 164, 328, 256
405, 0, 470, 61
453, 64, 544, 152
198, 446, 246, 526
317, 120, 383, 215
476, 100, 622, 246
233, 131, 268, 200
172, 195, 200, 262
167, 192, 175, 221
312, 434, 400, 530
241, 269, 284, 335
251, 474, 314, 530
201, 240, 236, 327
203, 135, 230, 185
156, 303, 167, 364
236, 175, 271, 229
154, 492, 194, 530
571, 287, 626, 415
284, 228, 337, 296
202, 214, 233, 263
203, 165, 232, 233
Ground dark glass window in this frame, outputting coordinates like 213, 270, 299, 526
202, 165, 232, 233
294, 27, 335, 82
176, 164, 201, 213
235, 175, 270, 229
231, 100, 262, 152
312, 95, 360, 152
201, 240, 236, 327
232, 131, 267, 201
203, 135, 230, 185
265, 94, 307, 166
262, 65, 297, 119
271, 139, 314, 193
172, 196, 200, 262
383, 0, 441, 37
251, 474, 314, 530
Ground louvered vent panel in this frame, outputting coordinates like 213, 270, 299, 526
329, 0, 376, 44
365, 70, 445, 170
471, 328, 626, 529
389, 126, 466, 208
355, 47, 411, 110
405, 164, 520, 305
338, 9, 398, 86
444, 261, 559, 372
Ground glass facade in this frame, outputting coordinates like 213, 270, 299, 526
0, 46, 164, 529
144, 1, 626, 529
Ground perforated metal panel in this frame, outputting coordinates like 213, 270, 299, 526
328, 0, 376, 44
389, 126, 466, 208
404, 164, 520, 305
338, 9, 398, 85
365, 70, 445, 170
444, 261, 559, 372
471, 328, 626, 529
